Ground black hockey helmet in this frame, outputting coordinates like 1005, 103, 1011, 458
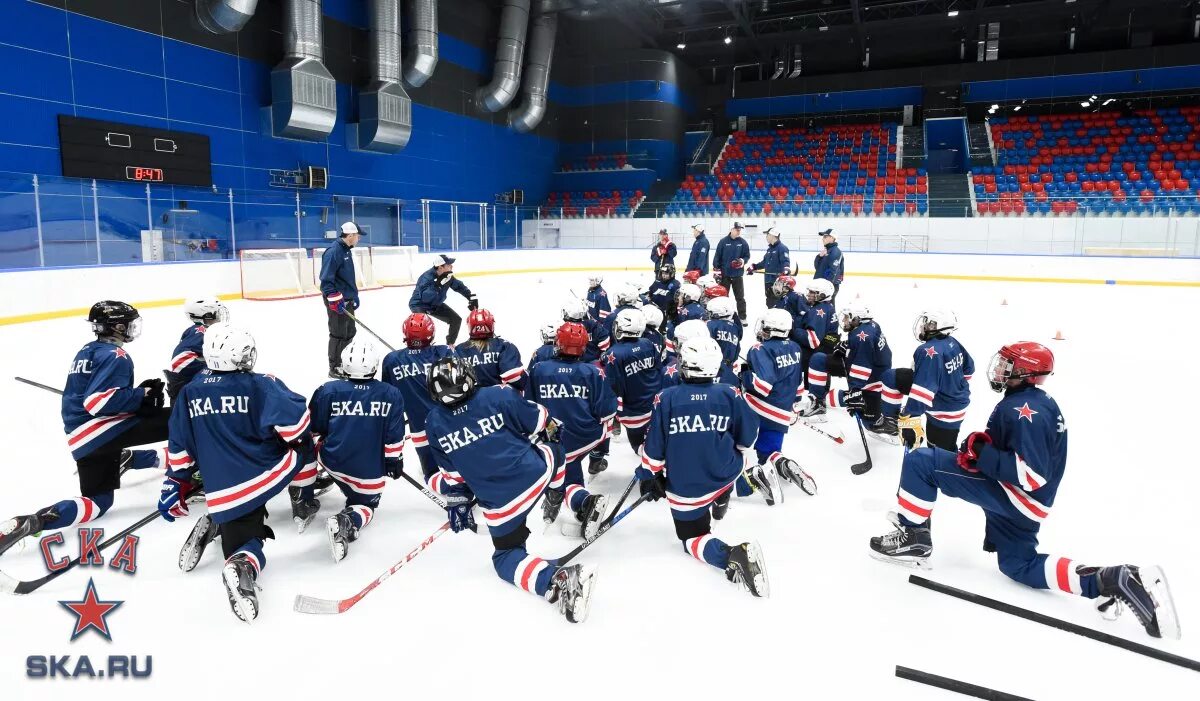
657, 262, 676, 282
426, 356, 477, 408
88, 300, 141, 342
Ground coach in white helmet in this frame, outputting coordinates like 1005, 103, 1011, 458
320, 222, 361, 378
408, 254, 479, 345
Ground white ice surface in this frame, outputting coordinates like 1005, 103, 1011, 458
1, 269, 1199, 700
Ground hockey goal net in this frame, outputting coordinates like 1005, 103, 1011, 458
368, 245, 419, 287
239, 248, 318, 301
310, 246, 381, 292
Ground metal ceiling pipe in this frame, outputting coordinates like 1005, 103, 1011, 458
402, 0, 439, 88
787, 44, 802, 78
196, 0, 259, 33
270, 0, 337, 140
509, 8, 557, 132
476, 0, 531, 112
770, 52, 785, 79
358, 0, 413, 152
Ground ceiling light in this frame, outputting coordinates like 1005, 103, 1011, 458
1080, 100, 1091, 108
990, 104, 999, 110
1013, 105, 1022, 111
819, 25, 828, 31
724, 35, 733, 44
1102, 98, 1115, 105
947, 10, 959, 17
677, 42, 686, 49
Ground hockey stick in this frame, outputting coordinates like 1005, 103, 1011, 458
909, 575, 1199, 673
14, 376, 62, 395
346, 312, 397, 352
599, 477, 638, 529
556, 493, 650, 568
894, 666, 1033, 701
0, 492, 202, 595
850, 415, 873, 475
793, 417, 845, 444
293, 519, 452, 615
401, 471, 447, 509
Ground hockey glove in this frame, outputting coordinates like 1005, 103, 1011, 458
731, 258, 744, 270
327, 295, 346, 314
898, 414, 926, 450
841, 389, 866, 413
444, 489, 477, 533
157, 472, 196, 522
539, 417, 563, 444
745, 264, 756, 275
956, 431, 992, 473
832, 340, 850, 360
384, 457, 404, 480
712, 271, 723, 285
638, 472, 667, 502
138, 378, 165, 415
468, 295, 480, 311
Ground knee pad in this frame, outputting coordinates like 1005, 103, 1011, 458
754, 429, 785, 456
491, 523, 531, 552
673, 511, 713, 541
345, 493, 381, 510
809, 353, 828, 373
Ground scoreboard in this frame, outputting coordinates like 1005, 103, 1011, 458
58, 115, 212, 187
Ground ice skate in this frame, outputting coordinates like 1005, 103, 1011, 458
745, 460, 782, 506
611, 422, 623, 438
289, 486, 320, 534
794, 394, 827, 423
178, 512, 218, 572
542, 488, 564, 525
865, 415, 901, 445
326, 509, 358, 564
773, 455, 817, 496
0, 508, 53, 558
222, 553, 260, 624
547, 563, 598, 623
869, 512, 932, 568
575, 494, 608, 539
313, 468, 336, 497
587, 454, 608, 476
1094, 565, 1181, 640
725, 542, 769, 598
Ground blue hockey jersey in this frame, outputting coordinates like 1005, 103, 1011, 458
382, 345, 456, 452
526, 359, 617, 461
707, 318, 743, 385
426, 386, 560, 530
63, 341, 145, 460
638, 383, 758, 511
167, 324, 207, 387
975, 385, 1067, 523
647, 279, 680, 313
798, 300, 837, 350
580, 317, 611, 363
456, 337, 525, 389
586, 286, 611, 322
742, 338, 805, 431
309, 378, 407, 493
845, 320, 892, 390
601, 303, 640, 338
677, 301, 706, 324
898, 336, 974, 425
167, 371, 312, 523
526, 343, 557, 376
659, 360, 683, 389
643, 327, 666, 361
603, 338, 662, 428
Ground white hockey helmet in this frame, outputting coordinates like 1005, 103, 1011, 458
340, 339, 380, 380
562, 297, 588, 322
679, 336, 723, 382
540, 321, 560, 344
696, 274, 718, 291
706, 296, 735, 321
672, 319, 711, 345
203, 323, 257, 372
804, 278, 835, 302
913, 309, 958, 342
640, 304, 664, 331
755, 308, 793, 341
588, 274, 604, 288
615, 282, 642, 307
613, 307, 647, 340
678, 283, 702, 305
185, 296, 229, 325
840, 301, 872, 332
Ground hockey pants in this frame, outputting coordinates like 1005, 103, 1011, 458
487, 445, 566, 598
880, 367, 962, 450
672, 508, 732, 571
219, 505, 272, 575
808, 353, 884, 418
735, 427, 784, 497
896, 447, 1099, 598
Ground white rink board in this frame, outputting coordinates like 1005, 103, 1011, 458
0, 250, 1198, 700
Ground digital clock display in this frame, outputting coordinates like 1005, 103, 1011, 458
126, 166, 165, 182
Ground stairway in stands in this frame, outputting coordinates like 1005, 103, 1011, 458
927, 173, 973, 217
634, 177, 684, 218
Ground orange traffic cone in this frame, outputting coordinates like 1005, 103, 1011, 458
1053, 330, 1065, 341
912, 282, 918, 289
1001, 298, 1008, 306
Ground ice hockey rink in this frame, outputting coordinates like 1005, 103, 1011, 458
0, 248, 1198, 700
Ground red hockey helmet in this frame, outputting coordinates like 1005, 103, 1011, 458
403, 313, 435, 348
772, 275, 797, 297
987, 341, 1054, 393
703, 284, 728, 299
682, 269, 701, 285
555, 322, 589, 358
467, 309, 495, 340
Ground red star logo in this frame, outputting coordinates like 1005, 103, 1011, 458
856, 331, 868, 342
599, 291, 607, 297
113, 348, 128, 359
605, 353, 616, 365
665, 364, 678, 376
597, 365, 606, 379
924, 346, 938, 359
815, 309, 826, 318
732, 386, 743, 398
1015, 402, 1038, 423
59, 578, 123, 641
196, 326, 207, 334
653, 392, 662, 407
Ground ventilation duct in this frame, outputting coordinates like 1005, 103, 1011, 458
402, 0, 439, 88
356, 0, 412, 152
770, 51, 785, 80
271, 0, 337, 140
196, 0, 259, 33
787, 44, 802, 79
476, 0, 531, 112
508, 8, 556, 133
